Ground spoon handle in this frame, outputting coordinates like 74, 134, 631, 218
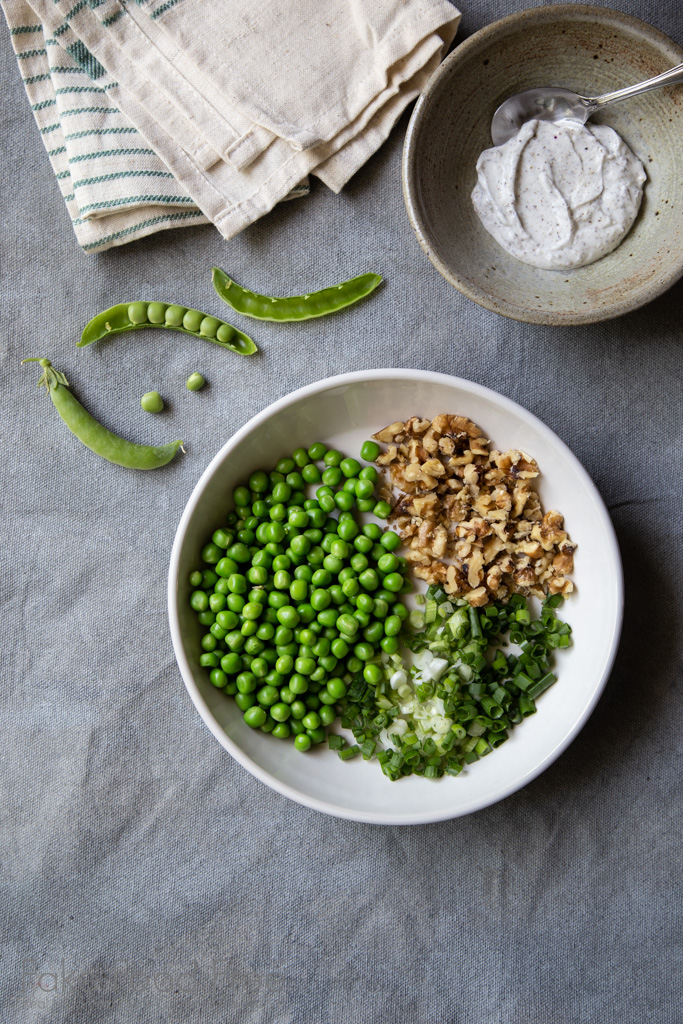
588, 62, 683, 110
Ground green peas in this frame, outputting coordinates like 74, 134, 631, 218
247, 565, 268, 585
363, 620, 385, 643
199, 652, 220, 668
235, 692, 257, 711
270, 702, 291, 723
363, 663, 383, 685
190, 590, 209, 612
221, 652, 243, 674
377, 552, 399, 573
384, 615, 402, 636
201, 634, 217, 652
227, 543, 250, 563
290, 535, 311, 557
359, 568, 379, 591
354, 478, 375, 500
334, 491, 355, 512
337, 519, 359, 541
139, 387, 163, 411
318, 704, 337, 726
295, 657, 316, 676
353, 642, 374, 661
289, 675, 309, 695
302, 463, 321, 483
294, 734, 312, 752
380, 530, 401, 551
383, 572, 404, 592
272, 481, 291, 503
288, 507, 309, 528
373, 500, 392, 519
257, 684, 279, 707
323, 555, 344, 574
289, 579, 308, 603
321, 466, 342, 486
338, 457, 360, 477
272, 722, 291, 739
249, 471, 269, 493
360, 440, 381, 462
277, 605, 300, 628
337, 614, 359, 637
209, 669, 228, 688
201, 543, 222, 564
236, 672, 257, 693
189, 570, 203, 587
292, 447, 310, 467
308, 441, 327, 459
186, 372, 206, 391
323, 449, 343, 467
326, 677, 347, 700
381, 635, 399, 654
302, 711, 321, 731
244, 706, 267, 728
363, 523, 382, 541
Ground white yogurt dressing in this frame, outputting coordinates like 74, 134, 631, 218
471, 118, 646, 270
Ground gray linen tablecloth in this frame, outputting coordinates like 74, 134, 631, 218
2, 1, 681, 1021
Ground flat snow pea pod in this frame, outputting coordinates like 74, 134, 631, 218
211, 267, 383, 321
78, 301, 257, 356
22, 358, 183, 470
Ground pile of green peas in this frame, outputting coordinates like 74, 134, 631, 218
188, 439, 410, 752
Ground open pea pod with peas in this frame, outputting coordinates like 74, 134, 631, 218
78, 301, 257, 355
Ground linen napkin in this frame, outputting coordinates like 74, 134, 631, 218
3, 0, 460, 252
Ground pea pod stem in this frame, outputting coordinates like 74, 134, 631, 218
212, 267, 382, 322
22, 358, 183, 470
78, 301, 257, 355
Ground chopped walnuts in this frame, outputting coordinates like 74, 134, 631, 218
371, 414, 576, 605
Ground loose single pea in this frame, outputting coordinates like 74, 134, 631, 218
272, 722, 291, 739
307, 441, 327, 459
360, 466, 379, 483
360, 440, 381, 462
244, 705, 267, 728
353, 641, 374, 661
302, 463, 321, 484
363, 663, 383, 685
209, 669, 228, 688
381, 635, 399, 654
318, 704, 336, 726
321, 466, 342, 486
323, 449, 343, 467
290, 579, 309, 603
249, 470, 269, 493
340, 457, 361, 478
337, 613, 359, 637
373, 500, 392, 519
277, 605, 300, 628
294, 733, 312, 752
186, 372, 206, 391
189, 570, 203, 587
354, 478, 375, 500
289, 675, 309, 696
235, 692, 257, 711
190, 590, 209, 612
197, 611, 216, 626
326, 677, 347, 700
302, 711, 321, 731
363, 523, 382, 541
359, 568, 379, 591
377, 552, 399, 573
334, 491, 355, 512
270, 702, 291, 723
140, 390, 164, 413
383, 572, 404, 592
307, 727, 326, 745
199, 652, 220, 668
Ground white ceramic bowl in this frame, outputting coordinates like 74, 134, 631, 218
168, 370, 623, 824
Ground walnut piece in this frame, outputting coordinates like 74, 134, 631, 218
372, 413, 576, 606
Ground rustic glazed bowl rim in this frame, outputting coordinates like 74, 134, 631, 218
402, 3, 683, 326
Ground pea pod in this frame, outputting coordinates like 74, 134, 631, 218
212, 267, 382, 322
23, 358, 183, 470
78, 301, 257, 355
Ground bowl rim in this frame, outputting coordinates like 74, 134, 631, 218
168, 368, 624, 824
402, 3, 683, 326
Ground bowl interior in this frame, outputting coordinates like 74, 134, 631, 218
403, 5, 683, 324
169, 371, 623, 824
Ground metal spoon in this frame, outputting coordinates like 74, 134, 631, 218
490, 62, 683, 146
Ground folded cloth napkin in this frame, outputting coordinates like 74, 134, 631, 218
3, 0, 460, 252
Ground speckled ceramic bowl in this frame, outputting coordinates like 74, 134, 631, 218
402, 5, 683, 325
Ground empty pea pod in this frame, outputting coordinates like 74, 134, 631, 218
211, 267, 382, 321
22, 358, 183, 470
78, 300, 257, 355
